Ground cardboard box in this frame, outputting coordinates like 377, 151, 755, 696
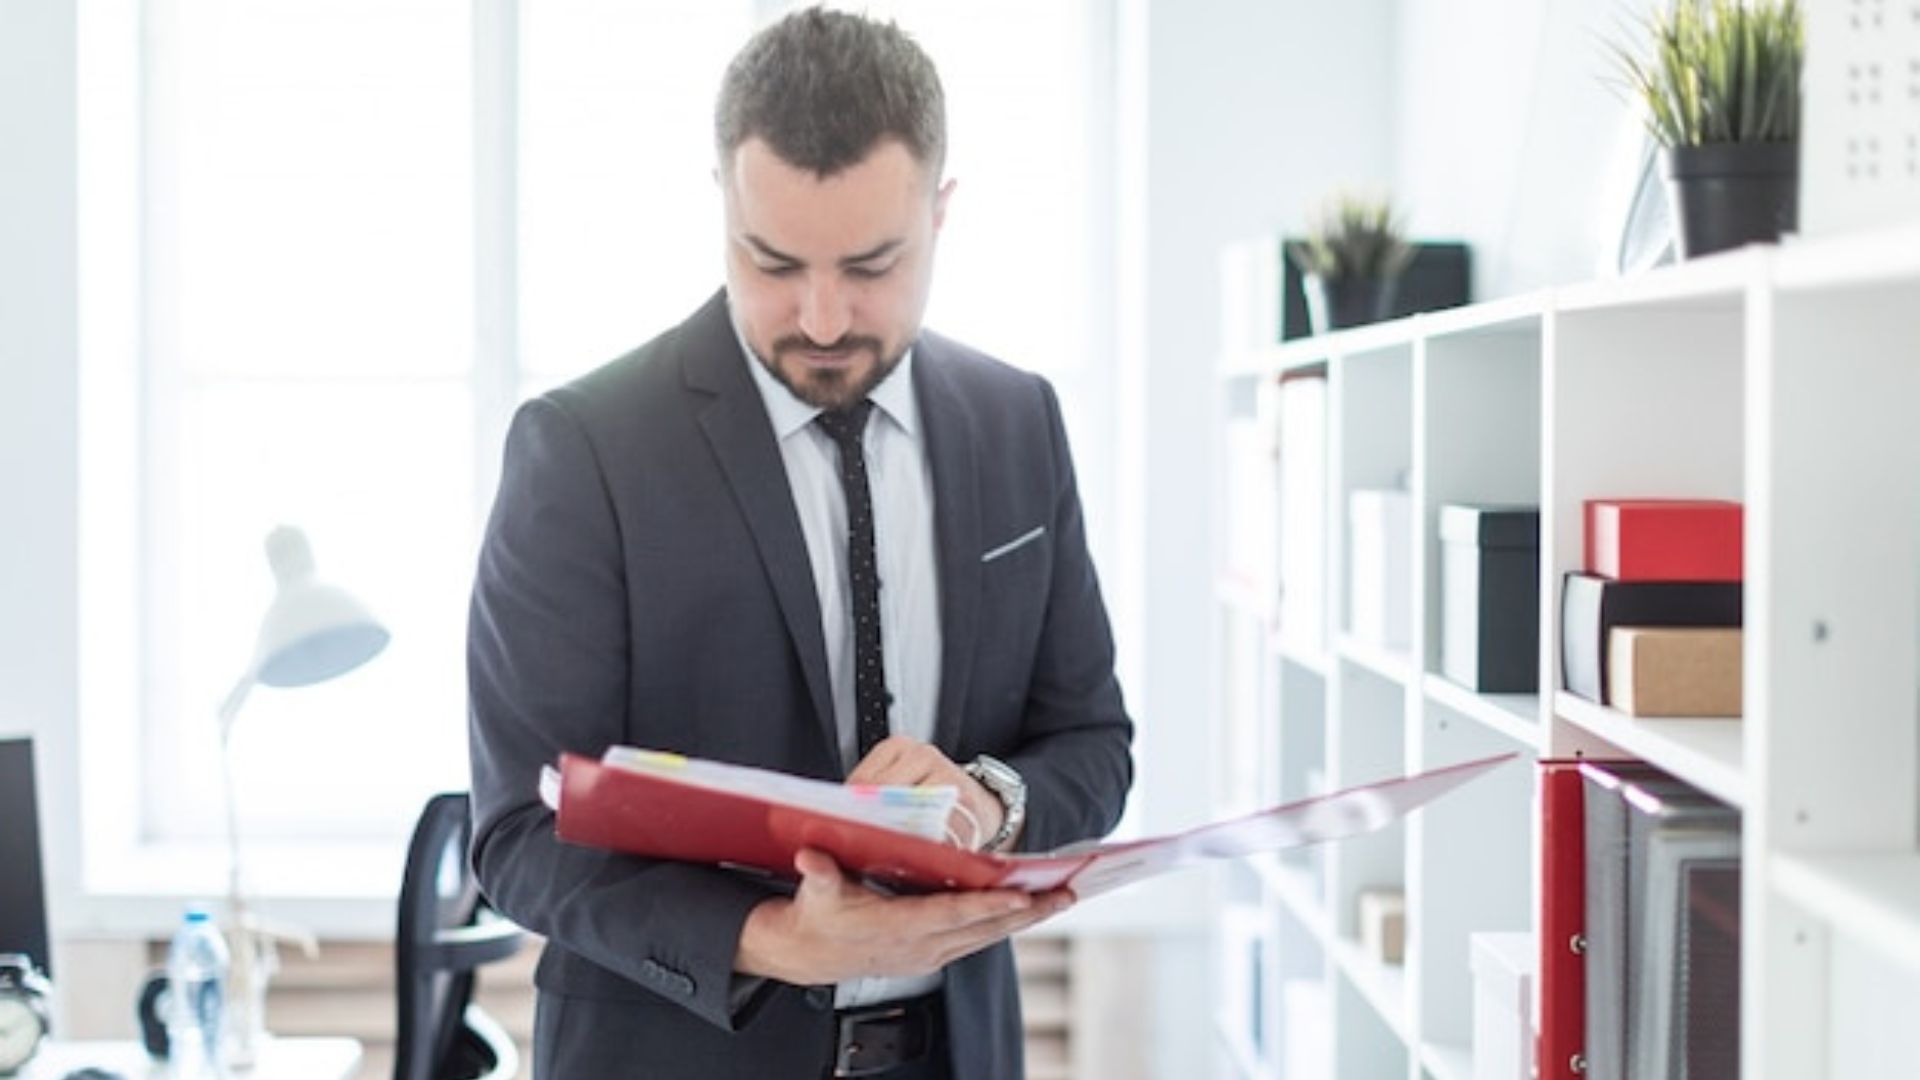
1358, 887, 1406, 965
1349, 488, 1411, 649
1585, 499, 1743, 582
1607, 627, 1743, 717
1440, 505, 1540, 692
1561, 573, 1743, 705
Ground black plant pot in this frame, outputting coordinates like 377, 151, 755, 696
1303, 273, 1400, 334
1664, 142, 1798, 258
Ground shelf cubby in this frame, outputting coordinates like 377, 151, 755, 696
1406, 704, 1534, 1061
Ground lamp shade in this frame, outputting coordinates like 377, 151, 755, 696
248, 526, 389, 688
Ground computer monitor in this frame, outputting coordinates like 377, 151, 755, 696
0, 737, 51, 979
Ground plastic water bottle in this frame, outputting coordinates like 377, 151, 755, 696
166, 907, 230, 1078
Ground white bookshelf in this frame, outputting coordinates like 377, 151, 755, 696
1335, 633, 1412, 685
1551, 691, 1746, 807
1211, 225, 1920, 1079
1420, 675, 1537, 749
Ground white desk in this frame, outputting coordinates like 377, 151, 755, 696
16, 1037, 361, 1080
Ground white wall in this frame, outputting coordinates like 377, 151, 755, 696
1114, 0, 1399, 1073
0, 0, 84, 1010
1394, 0, 1647, 298
1117, 0, 1397, 847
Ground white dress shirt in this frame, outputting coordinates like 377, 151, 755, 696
740, 335, 945, 1008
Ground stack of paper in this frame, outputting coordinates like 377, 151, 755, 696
602, 748, 958, 841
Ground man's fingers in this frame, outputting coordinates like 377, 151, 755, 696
846, 741, 904, 784
925, 893, 1074, 965
848, 736, 950, 787
905, 886, 1073, 937
793, 848, 845, 903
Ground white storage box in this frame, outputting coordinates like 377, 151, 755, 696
1282, 978, 1331, 1080
1348, 488, 1411, 648
1470, 931, 1536, 1080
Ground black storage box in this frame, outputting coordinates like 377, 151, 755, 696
1440, 505, 1541, 692
1561, 572, 1743, 705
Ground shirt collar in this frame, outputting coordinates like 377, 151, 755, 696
735, 321, 920, 442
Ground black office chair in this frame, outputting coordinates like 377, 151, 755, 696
395, 792, 526, 1080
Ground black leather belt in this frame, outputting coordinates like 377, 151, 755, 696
832, 991, 945, 1078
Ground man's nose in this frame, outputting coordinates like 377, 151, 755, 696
797, 273, 852, 346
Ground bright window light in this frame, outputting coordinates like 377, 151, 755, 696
106, 0, 1113, 879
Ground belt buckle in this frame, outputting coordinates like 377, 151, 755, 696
834, 1004, 911, 1078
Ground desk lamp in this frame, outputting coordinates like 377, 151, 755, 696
214, 525, 388, 1066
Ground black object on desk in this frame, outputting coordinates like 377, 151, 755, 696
0, 738, 52, 982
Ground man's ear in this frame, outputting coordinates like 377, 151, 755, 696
933, 177, 957, 231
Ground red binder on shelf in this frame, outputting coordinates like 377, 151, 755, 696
1584, 499, 1743, 582
1538, 760, 1587, 1079
548, 748, 1515, 898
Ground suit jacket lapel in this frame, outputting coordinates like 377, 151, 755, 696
914, 339, 982, 752
681, 293, 839, 756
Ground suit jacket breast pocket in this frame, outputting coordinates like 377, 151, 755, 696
978, 524, 1051, 673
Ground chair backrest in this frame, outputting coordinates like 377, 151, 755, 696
394, 792, 525, 1080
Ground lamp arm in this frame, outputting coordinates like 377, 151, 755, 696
217, 671, 255, 744
220, 722, 245, 909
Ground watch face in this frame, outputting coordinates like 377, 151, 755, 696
0, 995, 45, 1071
971, 754, 1022, 793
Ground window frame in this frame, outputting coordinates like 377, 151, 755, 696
72, 0, 1140, 937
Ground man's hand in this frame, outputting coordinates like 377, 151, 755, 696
735, 848, 1074, 986
847, 735, 1013, 851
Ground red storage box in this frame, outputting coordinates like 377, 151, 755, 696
1584, 499, 1742, 582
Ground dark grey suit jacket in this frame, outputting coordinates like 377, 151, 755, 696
467, 291, 1133, 1078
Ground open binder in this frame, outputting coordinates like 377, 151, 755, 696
544, 748, 1515, 898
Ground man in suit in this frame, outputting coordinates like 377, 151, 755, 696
467, 9, 1133, 1078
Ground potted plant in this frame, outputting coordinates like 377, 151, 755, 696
1286, 194, 1415, 334
1610, 0, 1803, 258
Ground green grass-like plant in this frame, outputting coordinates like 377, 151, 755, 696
1609, 0, 1803, 148
1285, 193, 1414, 282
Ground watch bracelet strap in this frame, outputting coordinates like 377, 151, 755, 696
967, 759, 1023, 853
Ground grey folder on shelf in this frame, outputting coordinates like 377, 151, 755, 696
1582, 761, 1673, 1080
1632, 825, 1741, 1080
1582, 761, 1740, 1080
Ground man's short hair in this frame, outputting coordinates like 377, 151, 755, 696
715, 7, 946, 179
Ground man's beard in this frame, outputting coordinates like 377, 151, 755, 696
759, 332, 905, 411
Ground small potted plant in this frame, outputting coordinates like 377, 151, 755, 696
1609, 0, 1803, 258
1286, 193, 1415, 334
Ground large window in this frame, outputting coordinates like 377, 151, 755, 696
82, 0, 1114, 900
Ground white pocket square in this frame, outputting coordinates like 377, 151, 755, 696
981, 525, 1047, 563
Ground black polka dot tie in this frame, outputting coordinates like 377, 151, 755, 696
816, 400, 891, 760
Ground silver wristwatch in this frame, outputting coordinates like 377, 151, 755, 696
963, 754, 1027, 852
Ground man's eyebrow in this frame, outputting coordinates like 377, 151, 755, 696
741, 234, 800, 265
739, 234, 903, 267
839, 239, 903, 266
